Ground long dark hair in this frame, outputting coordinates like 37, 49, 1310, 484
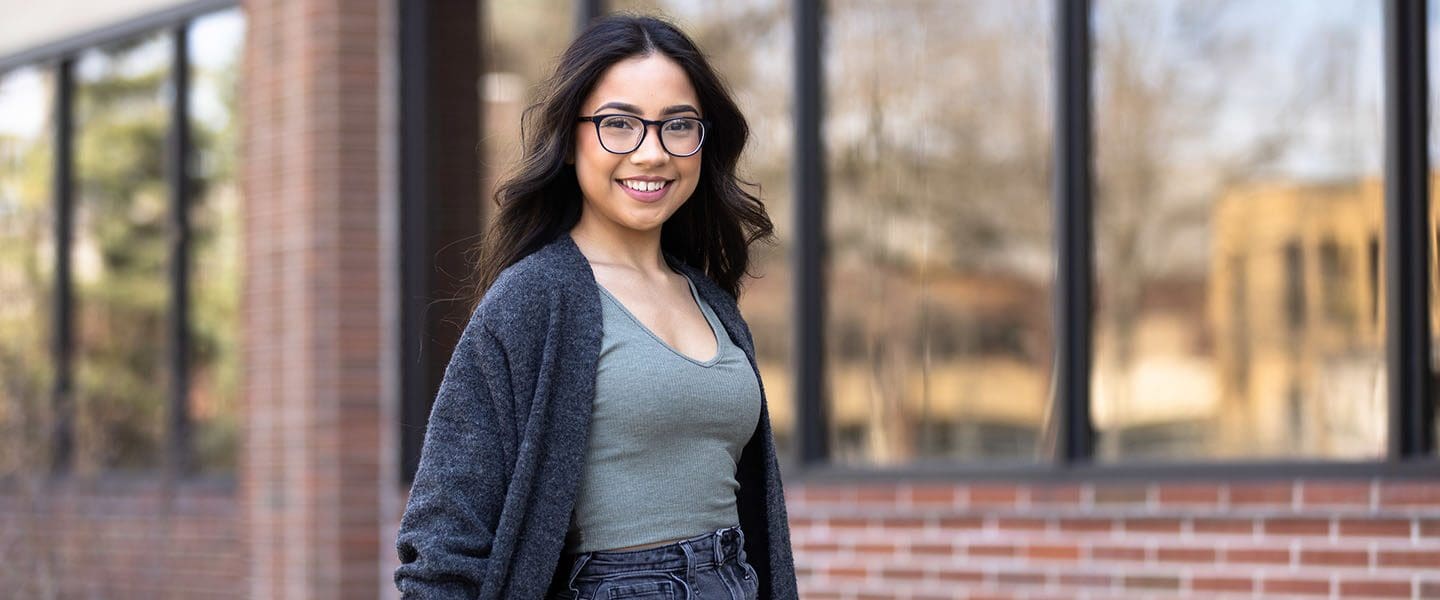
467, 14, 773, 310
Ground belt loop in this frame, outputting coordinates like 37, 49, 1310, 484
679, 539, 699, 592
735, 525, 748, 565
564, 552, 592, 599
712, 527, 726, 564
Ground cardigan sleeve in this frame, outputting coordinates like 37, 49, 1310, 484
394, 314, 518, 599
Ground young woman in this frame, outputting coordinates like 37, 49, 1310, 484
394, 14, 797, 600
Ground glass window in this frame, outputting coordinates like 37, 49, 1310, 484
188, 9, 244, 474
1092, 0, 1385, 461
608, 0, 797, 462
822, 0, 1054, 465
73, 33, 173, 472
482, 0, 573, 200
0, 67, 56, 476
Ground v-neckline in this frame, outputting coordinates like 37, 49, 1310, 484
595, 274, 723, 367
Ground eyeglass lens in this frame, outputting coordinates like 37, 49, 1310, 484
596, 115, 704, 156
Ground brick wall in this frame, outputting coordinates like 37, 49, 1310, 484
788, 479, 1440, 599
0, 481, 240, 598
241, 0, 387, 598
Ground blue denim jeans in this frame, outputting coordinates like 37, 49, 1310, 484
551, 525, 759, 600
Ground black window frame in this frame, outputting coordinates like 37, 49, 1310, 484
0, 0, 241, 480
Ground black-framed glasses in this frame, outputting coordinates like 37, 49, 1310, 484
576, 114, 709, 157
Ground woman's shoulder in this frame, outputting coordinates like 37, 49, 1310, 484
473, 235, 593, 331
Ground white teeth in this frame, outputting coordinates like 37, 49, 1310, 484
622, 179, 666, 192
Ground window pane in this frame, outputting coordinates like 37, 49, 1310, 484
189, 9, 244, 475
74, 33, 172, 472
824, 0, 1054, 465
482, 0, 572, 200
1092, 0, 1385, 461
0, 67, 56, 476
607, 0, 797, 463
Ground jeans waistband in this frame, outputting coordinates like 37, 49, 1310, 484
561, 525, 748, 588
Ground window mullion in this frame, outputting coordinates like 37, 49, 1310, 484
1383, 0, 1432, 459
795, 0, 828, 466
168, 24, 194, 476
52, 57, 75, 475
1052, 0, 1095, 465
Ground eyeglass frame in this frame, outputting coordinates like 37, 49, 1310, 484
575, 114, 711, 157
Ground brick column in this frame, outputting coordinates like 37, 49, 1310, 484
241, 0, 385, 597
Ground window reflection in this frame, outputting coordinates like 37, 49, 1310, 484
1092, 0, 1386, 461
608, 0, 797, 462
823, 0, 1054, 465
74, 33, 173, 472
189, 9, 244, 474
482, 0, 572, 204
0, 67, 56, 476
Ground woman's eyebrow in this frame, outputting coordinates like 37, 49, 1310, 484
592, 101, 700, 116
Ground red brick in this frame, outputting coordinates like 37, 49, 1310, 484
1058, 573, 1111, 587
1156, 483, 1221, 506
799, 541, 841, 554
1092, 485, 1149, 505
854, 541, 899, 555
1091, 545, 1146, 562
880, 566, 926, 580
1124, 517, 1182, 534
967, 485, 1019, 506
936, 568, 984, 583
854, 485, 900, 504
877, 516, 928, 529
1124, 575, 1179, 590
1192, 517, 1253, 535
938, 516, 985, 530
1421, 581, 1440, 597
968, 543, 1017, 558
1230, 482, 1294, 506
1059, 518, 1114, 533
1421, 519, 1440, 538
1300, 549, 1369, 567
1379, 482, 1440, 507
1263, 577, 1331, 595
1338, 579, 1411, 597
996, 570, 1045, 586
1300, 482, 1372, 508
1338, 518, 1411, 538
1376, 549, 1440, 569
1029, 484, 1084, 505
827, 565, 868, 580
1026, 544, 1080, 561
1264, 517, 1331, 536
910, 542, 956, 557
1156, 547, 1215, 563
1225, 547, 1291, 565
906, 485, 957, 505
800, 486, 852, 502
996, 517, 1048, 532
1193, 576, 1253, 593
830, 516, 870, 530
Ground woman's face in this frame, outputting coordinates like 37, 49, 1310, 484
573, 53, 703, 236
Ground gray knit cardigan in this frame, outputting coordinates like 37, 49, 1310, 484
394, 233, 798, 599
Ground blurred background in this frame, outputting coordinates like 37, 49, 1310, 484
1, 0, 1438, 598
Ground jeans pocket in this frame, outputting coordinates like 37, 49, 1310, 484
592, 573, 681, 600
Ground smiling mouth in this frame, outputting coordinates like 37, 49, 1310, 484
618, 179, 671, 192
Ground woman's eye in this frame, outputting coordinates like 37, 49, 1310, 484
600, 118, 636, 129
664, 120, 696, 132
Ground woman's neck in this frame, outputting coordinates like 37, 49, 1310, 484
569, 218, 668, 275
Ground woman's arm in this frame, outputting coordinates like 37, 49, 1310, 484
394, 315, 518, 599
